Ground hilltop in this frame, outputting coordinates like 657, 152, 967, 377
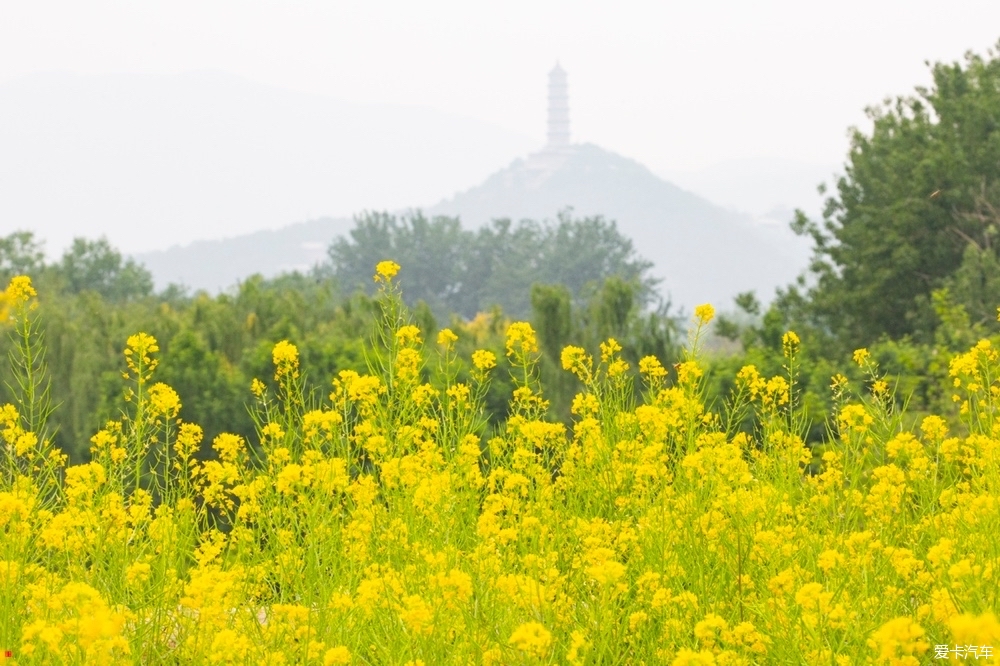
138, 143, 810, 311
427, 144, 809, 310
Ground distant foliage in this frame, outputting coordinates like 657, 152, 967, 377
793, 42, 1000, 347
0, 232, 153, 303
0, 231, 45, 283
55, 237, 154, 302
0, 230, 682, 463
325, 210, 659, 319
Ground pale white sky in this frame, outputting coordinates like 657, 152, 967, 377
5, 1, 999, 171
2, 1, 1000, 253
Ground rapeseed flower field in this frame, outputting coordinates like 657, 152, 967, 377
1, 266, 999, 664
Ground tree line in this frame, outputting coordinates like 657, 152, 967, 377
324, 210, 659, 320
0, 214, 681, 462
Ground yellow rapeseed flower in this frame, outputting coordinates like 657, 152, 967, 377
396, 325, 422, 346
174, 423, 203, 462
13, 431, 37, 457
396, 347, 421, 382
148, 382, 181, 418
509, 621, 552, 658
919, 415, 948, 442
437, 328, 458, 348
272, 340, 300, 379
830, 373, 849, 392
838, 404, 873, 433
262, 422, 285, 441
324, 646, 352, 665
676, 360, 703, 385
948, 612, 1000, 649
212, 433, 245, 463
374, 260, 400, 282
694, 303, 715, 325
126, 332, 158, 358
472, 349, 497, 371
567, 630, 589, 665
671, 648, 717, 665
561, 346, 592, 381
505, 322, 539, 358
399, 594, 434, 635
817, 549, 843, 573
599, 338, 622, 363
5, 275, 36, 305
737, 364, 765, 398
124, 332, 159, 380
782, 330, 800, 357
0, 275, 35, 328
571, 392, 599, 416
693, 613, 728, 646
867, 616, 929, 663
638, 355, 667, 380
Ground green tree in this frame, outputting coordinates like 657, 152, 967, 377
473, 212, 657, 318
794, 43, 1000, 346
0, 231, 45, 282
55, 237, 153, 302
945, 243, 1000, 329
326, 212, 470, 317
530, 284, 576, 418
326, 210, 657, 320
158, 329, 252, 448
531, 284, 573, 364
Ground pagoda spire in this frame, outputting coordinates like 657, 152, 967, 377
547, 63, 569, 148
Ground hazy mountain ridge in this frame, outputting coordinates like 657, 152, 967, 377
428, 144, 810, 310
136, 216, 354, 292
137, 144, 811, 312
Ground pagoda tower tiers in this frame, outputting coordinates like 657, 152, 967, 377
547, 63, 570, 148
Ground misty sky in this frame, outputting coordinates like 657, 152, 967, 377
6, 1, 1000, 168
3, 1, 1000, 253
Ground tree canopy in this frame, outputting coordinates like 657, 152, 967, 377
0, 231, 45, 283
0, 228, 683, 462
56, 237, 154, 301
794, 43, 1000, 346
325, 210, 659, 320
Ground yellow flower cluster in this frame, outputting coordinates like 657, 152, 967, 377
1, 275, 37, 322
694, 303, 715, 325
6, 275, 37, 302
123, 332, 159, 382
3, 271, 1000, 663
374, 260, 400, 282
272, 339, 300, 380
505, 321, 538, 359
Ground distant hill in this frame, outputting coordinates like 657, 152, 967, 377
427, 144, 810, 311
136, 217, 353, 292
136, 143, 811, 312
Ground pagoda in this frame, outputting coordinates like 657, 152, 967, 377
547, 63, 570, 149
